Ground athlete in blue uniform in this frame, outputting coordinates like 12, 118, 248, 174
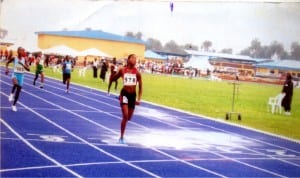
5, 47, 30, 112
62, 55, 73, 93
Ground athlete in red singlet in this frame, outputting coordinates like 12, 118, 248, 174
108, 54, 142, 144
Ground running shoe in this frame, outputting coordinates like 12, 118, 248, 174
12, 105, 17, 112
118, 138, 125, 144
285, 112, 291, 115
8, 93, 14, 102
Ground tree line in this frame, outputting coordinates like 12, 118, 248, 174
125, 31, 300, 61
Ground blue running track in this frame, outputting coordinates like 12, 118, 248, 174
1, 69, 300, 177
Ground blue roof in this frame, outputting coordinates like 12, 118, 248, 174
144, 50, 167, 60
153, 50, 189, 57
36, 30, 146, 45
185, 49, 259, 63
256, 60, 300, 71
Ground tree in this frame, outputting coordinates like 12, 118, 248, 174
146, 38, 163, 51
125, 31, 143, 40
182, 43, 199, 50
268, 41, 285, 59
0, 28, 8, 39
201, 40, 212, 51
220, 48, 233, 54
259, 46, 272, 59
125, 31, 135, 38
164, 40, 185, 53
240, 39, 289, 59
135, 31, 143, 40
291, 42, 300, 60
249, 38, 262, 58
240, 47, 251, 56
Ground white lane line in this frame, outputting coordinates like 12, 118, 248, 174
2, 73, 295, 176
2, 79, 227, 177
2, 158, 226, 173
41, 78, 300, 158
0, 90, 160, 178
30, 75, 300, 147
1, 137, 267, 158
1, 165, 63, 173
27, 133, 68, 138
22, 77, 300, 169
6, 77, 287, 177
169, 116, 300, 167
26, 81, 229, 177
22, 81, 149, 130
0, 118, 83, 178
23, 77, 297, 176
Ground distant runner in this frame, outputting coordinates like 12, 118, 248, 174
33, 53, 44, 88
62, 55, 73, 93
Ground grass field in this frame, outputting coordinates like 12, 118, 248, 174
3, 64, 299, 141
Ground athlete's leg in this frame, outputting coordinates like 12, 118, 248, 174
63, 73, 66, 84
108, 79, 112, 92
9, 77, 18, 101
114, 80, 118, 91
40, 72, 44, 88
66, 78, 70, 92
120, 104, 129, 140
127, 107, 135, 121
11, 77, 18, 94
11, 74, 23, 111
33, 73, 38, 85
13, 85, 22, 106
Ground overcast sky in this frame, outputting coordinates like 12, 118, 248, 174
1, 0, 300, 54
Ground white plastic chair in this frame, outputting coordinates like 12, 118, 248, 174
267, 93, 285, 114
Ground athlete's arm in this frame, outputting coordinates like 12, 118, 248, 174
19, 58, 30, 71
111, 67, 123, 82
108, 67, 123, 93
5, 56, 14, 75
136, 71, 142, 103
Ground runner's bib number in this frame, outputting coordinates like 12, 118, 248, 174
66, 63, 72, 70
14, 63, 24, 73
124, 73, 137, 86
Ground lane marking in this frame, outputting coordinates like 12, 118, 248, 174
27, 74, 300, 147
21, 81, 228, 177
1, 80, 227, 177
1, 71, 298, 177
0, 118, 83, 177
0, 91, 161, 178
29, 78, 300, 168
20, 76, 300, 174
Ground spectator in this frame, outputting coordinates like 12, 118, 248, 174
92, 58, 98, 78
281, 73, 293, 115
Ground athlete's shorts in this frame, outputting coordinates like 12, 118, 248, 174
35, 70, 43, 75
35, 64, 43, 75
12, 73, 24, 87
63, 73, 71, 84
119, 88, 136, 109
